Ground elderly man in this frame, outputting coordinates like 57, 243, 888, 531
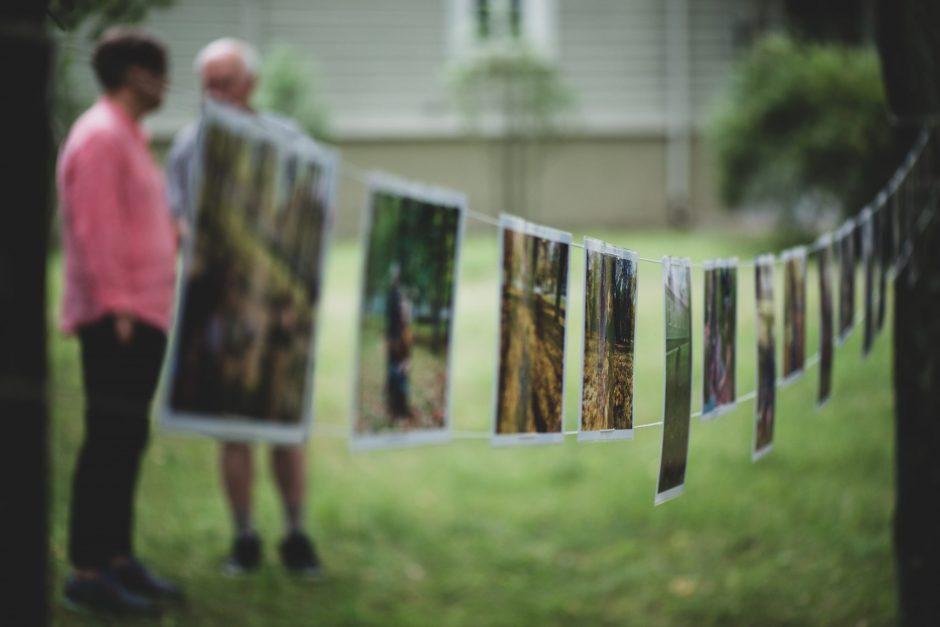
166, 38, 321, 577
58, 27, 182, 616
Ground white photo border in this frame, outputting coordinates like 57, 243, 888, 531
159, 98, 339, 445
577, 237, 638, 443
491, 214, 571, 447
348, 172, 467, 451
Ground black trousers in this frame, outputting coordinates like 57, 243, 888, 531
68, 316, 166, 571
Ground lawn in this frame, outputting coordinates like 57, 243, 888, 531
49, 228, 897, 626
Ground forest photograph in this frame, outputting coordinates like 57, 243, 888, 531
782, 247, 807, 381
754, 256, 776, 460
353, 182, 463, 445
657, 257, 693, 503
838, 222, 856, 343
818, 236, 834, 407
701, 259, 737, 419
578, 239, 638, 439
494, 217, 570, 443
862, 210, 880, 356
166, 108, 335, 441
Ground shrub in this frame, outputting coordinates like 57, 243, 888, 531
253, 45, 331, 142
710, 34, 908, 221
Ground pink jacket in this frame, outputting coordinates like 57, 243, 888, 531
58, 97, 178, 333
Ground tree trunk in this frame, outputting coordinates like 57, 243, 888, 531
876, 1, 940, 624
892, 135, 940, 627
0, 3, 51, 625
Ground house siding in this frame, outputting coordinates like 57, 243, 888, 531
64, 0, 782, 231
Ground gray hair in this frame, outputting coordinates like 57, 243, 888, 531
194, 37, 261, 77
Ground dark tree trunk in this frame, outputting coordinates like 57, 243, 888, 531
0, 2, 52, 625
892, 148, 939, 626
876, 1, 940, 625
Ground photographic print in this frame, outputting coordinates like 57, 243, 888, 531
351, 175, 465, 450
493, 216, 571, 446
656, 256, 693, 504
861, 208, 878, 357
877, 199, 892, 332
162, 101, 337, 444
837, 220, 856, 344
781, 247, 807, 383
701, 258, 737, 420
817, 235, 834, 408
578, 238, 638, 442
753, 255, 776, 461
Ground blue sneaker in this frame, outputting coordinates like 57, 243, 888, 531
112, 557, 184, 603
62, 572, 161, 617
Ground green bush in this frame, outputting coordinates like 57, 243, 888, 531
710, 34, 907, 220
253, 45, 331, 142
445, 42, 574, 136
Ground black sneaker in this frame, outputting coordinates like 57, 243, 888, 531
278, 532, 323, 578
112, 557, 184, 603
62, 572, 161, 617
224, 532, 262, 575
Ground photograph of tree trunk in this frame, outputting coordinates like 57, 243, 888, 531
753, 255, 776, 461
165, 104, 336, 443
782, 247, 807, 382
701, 258, 737, 420
817, 235, 834, 408
656, 256, 692, 504
838, 221, 856, 344
578, 238, 638, 441
493, 216, 570, 445
353, 179, 464, 448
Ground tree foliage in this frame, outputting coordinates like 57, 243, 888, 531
253, 46, 332, 142
48, 0, 175, 39
710, 34, 908, 219
446, 42, 574, 137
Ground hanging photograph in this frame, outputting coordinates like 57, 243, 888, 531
875, 199, 893, 335
701, 258, 737, 420
578, 238, 638, 442
837, 220, 856, 345
351, 175, 465, 450
816, 235, 834, 408
493, 216, 571, 446
781, 247, 807, 384
656, 256, 693, 504
753, 255, 776, 461
860, 208, 878, 357
162, 101, 338, 444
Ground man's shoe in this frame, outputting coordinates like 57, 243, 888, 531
112, 557, 184, 603
224, 532, 262, 575
62, 573, 161, 617
279, 532, 323, 578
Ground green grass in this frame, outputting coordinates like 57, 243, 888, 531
49, 229, 897, 626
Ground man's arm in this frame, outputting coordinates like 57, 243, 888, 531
165, 123, 197, 232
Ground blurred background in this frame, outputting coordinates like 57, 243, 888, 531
19, 0, 936, 625
53, 0, 911, 236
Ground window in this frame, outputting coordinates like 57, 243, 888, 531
449, 0, 556, 58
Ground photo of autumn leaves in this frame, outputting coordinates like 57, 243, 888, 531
494, 216, 571, 445
578, 239, 638, 441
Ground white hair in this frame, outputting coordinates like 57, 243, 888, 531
194, 37, 261, 77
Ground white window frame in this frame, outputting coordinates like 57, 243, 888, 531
448, 0, 557, 59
